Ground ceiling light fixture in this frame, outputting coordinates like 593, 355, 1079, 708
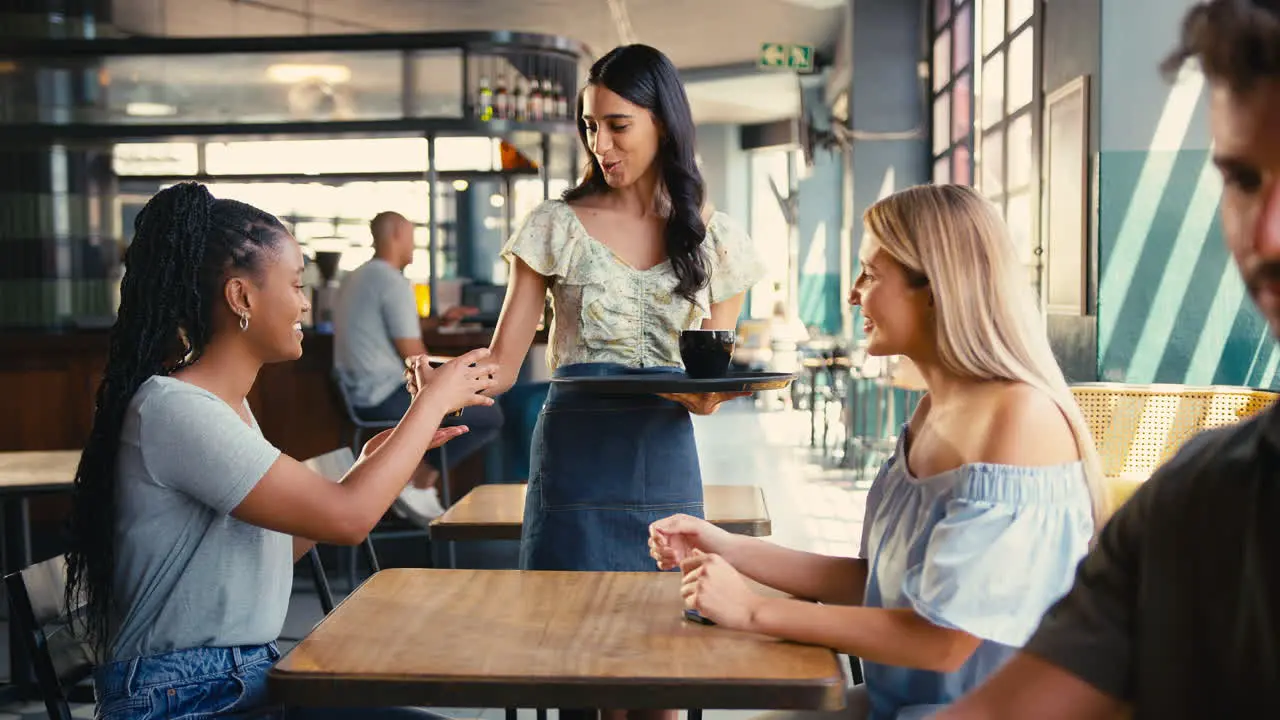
266, 64, 352, 84
125, 102, 179, 117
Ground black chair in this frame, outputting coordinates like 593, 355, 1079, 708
301, 448, 380, 617
302, 449, 403, 590
5, 555, 96, 720
302, 448, 432, 596
330, 378, 447, 578
848, 654, 864, 684
305, 547, 338, 616
332, 375, 398, 457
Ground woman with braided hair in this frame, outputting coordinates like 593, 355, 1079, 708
66, 182, 494, 719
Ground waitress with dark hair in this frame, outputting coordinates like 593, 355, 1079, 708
482, 44, 764, 573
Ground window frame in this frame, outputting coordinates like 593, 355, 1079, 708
930, 0, 976, 186
975, 0, 1044, 299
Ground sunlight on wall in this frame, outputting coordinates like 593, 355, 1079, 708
1123, 152, 1222, 382
876, 165, 897, 201
802, 221, 829, 276
1098, 68, 1205, 355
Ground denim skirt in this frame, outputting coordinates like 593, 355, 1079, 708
519, 363, 706, 571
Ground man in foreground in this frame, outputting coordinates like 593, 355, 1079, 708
937, 1, 1280, 717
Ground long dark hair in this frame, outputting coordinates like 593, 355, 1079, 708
563, 44, 710, 303
66, 182, 286, 655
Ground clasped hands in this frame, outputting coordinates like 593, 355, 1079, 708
648, 513, 765, 630
396, 346, 498, 434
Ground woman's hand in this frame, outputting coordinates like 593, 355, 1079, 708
680, 549, 763, 631
649, 513, 735, 570
357, 426, 469, 465
427, 425, 469, 449
658, 391, 751, 415
441, 305, 479, 325
411, 348, 498, 415
404, 355, 431, 398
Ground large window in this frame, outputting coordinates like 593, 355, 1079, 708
976, 0, 1039, 289
749, 150, 793, 319
931, 0, 976, 186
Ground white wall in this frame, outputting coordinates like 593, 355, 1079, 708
696, 123, 751, 222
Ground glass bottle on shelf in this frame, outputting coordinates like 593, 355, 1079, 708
513, 77, 528, 122
495, 74, 510, 120
529, 78, 543, 121
555, 82, 569, 120
477, 75, 493, 121
541, 79, 555, 120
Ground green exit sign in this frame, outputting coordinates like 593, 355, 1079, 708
759, 42, 815, 72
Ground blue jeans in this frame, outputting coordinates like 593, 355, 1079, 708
93, 643, 444, 719
356, 387, 504, 471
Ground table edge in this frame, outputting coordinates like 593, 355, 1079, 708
267, 667, 847, 711
429, 518, 772, 541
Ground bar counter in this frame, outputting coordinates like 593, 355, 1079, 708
3, 323, 548, 551
0, 323, 510, 457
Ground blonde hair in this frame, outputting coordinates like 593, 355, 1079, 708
864, 184, 1110, 529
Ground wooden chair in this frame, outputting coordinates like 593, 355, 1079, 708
1070, 383, 1278, 507
4, 555, 95, 720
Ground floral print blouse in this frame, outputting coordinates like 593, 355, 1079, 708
501, 199, 766, 370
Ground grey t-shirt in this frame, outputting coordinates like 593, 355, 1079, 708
333, 258, 421, 408
110, 375, 289, 662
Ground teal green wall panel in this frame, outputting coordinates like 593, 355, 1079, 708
798, 272, 842, 334
1096, 149, 1277, 388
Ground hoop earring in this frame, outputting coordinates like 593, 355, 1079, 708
239, 313, 250, 332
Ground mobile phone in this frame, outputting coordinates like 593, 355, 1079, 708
683, 608, 716, 626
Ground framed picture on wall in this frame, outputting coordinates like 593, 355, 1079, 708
1042, 74, 1090, 315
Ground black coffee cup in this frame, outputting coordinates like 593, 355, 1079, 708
679, 329, 735, 379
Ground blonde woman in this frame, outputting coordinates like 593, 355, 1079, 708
648, 184, 1107, 720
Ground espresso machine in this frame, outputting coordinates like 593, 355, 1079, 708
310, 250, 343, 332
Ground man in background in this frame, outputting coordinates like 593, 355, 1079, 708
936, 1, 1280, 717
334, 210, 504, 523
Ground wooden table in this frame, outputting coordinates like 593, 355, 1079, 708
0, 450, 80, 494
430, 484, 772, 542
0, 450, 80, 701
0, 449, 80, 571
269, 568, 845, 711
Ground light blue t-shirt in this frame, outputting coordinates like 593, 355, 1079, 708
858, 426, 1094, 720
111, 375, 289, 662
333, 258, 422, 408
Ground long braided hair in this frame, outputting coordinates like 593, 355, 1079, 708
564, 44, 710, 304
66, 182, 286, 656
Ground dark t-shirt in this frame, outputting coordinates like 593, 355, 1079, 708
1024, 405, 1280, 718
